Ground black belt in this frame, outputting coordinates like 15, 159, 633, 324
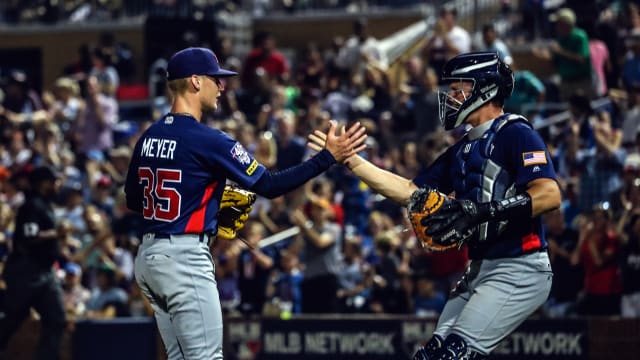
153, 233, 210, 243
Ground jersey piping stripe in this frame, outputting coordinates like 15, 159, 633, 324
521, 233, 541, 252
185, 181, 218, 233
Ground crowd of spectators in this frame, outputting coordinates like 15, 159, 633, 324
1, 1, 640, 335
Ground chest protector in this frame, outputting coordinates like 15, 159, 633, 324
451, 114, 531, 243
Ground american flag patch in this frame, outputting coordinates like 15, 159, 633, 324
522, 151, 547, 166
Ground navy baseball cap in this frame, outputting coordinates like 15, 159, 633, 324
166, 47, 237, 81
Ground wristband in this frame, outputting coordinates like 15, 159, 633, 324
477, 192, 533, 223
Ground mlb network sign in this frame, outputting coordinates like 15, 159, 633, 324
226, 318, 587, 359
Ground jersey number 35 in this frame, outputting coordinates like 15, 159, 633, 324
138, 167, 182, 222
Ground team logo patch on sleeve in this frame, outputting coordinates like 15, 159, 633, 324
230, 142, 251, 165
522, 151, 547, 166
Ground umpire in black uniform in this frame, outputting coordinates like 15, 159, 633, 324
0, 166, 66, 360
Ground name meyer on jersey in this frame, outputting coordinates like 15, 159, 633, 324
141, 137, 177, 159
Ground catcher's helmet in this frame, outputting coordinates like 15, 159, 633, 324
438, 52, 514, 130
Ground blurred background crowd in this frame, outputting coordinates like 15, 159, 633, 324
0, 0, 639, 330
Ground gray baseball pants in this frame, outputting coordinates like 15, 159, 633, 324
434, 251, 553, 355
135, 234, 223, 360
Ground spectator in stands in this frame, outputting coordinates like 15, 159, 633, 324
274, 110, 306, 170
127, 282, 154, 317
618, 213, 640, 317
572, 203, 623, 316
241, 31, 289, 88
63, 44, 93, 81
89, 46, 120, 98
1, 70, 45, 125
237, 221, 275, 315
543, 208, 583, 317
422, 6, 471, 77
265, 250, 303, 315
480, 23, 512, 65
532, 8, 594, 100
336, 236, 372, 313
61, 262, 91, 320
71, 75, 118, 162
57, 219, 82, 263
85, 264, 129, 318
413, 274, 446, 317
90, 175, 115, 218
290, 196, 342, 313
49, 77, 84, 136
335, 18, 385, 76
212, 237, 242, 315
618, 86, 640, 149
566, 93, 624, 212
253, 130, 278, 171
587, 25, 611, 97
368, 232, 409, 314
503, 61, 546, 115
622, 31, 640, 91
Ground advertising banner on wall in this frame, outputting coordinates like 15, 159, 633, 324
225, 317, 588, 360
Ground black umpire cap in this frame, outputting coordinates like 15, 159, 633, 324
29, 165, 60, 186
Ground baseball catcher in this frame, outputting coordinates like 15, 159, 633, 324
217, 185, 256, 240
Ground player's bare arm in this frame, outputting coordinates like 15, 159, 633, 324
308, 130, 417, 205
526, 177, 562, 218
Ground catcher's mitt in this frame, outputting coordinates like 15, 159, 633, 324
217, 185, 256, 240
407, 188, 464, 251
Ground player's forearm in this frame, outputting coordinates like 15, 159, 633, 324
526, 178, 562, 218
251, 150, 335, 199
345, 155, 418, 205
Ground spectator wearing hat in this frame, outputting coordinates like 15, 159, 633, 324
0, 166, 66, 360
533, 7, 594, 100
61, 262, 91, 320
1, 70, 45, 124
90, 175, 115, 218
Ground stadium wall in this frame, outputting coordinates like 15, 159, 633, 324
6, 316, 639, 359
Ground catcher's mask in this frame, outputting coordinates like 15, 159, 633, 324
438, 52, 514, 130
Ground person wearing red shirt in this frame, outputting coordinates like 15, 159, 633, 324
241, 31, 289, 88
572, 203, 622, 316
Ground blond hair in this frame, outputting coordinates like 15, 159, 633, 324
167, 78, 189, 96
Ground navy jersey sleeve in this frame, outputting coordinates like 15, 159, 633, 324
124, 138, 143, 213
496, 122, 557, 186
412, 143, 458, 194
194, 126, 266, 188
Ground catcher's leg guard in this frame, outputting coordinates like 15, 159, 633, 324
413, 334, 444, 360
429, 333, 469, 360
